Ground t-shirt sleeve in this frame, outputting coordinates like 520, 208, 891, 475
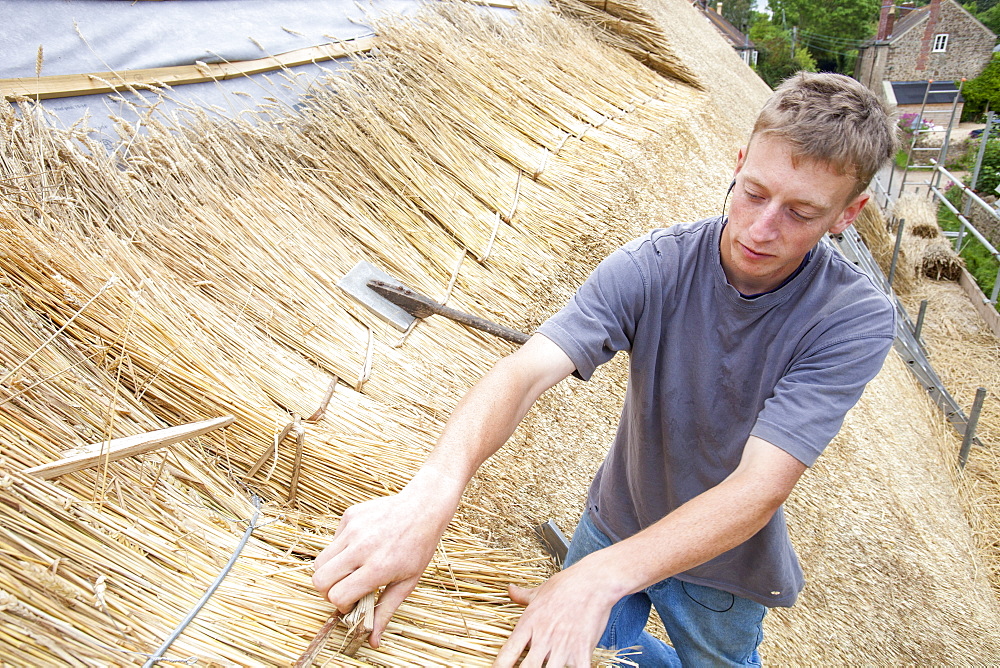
536, 247, 647, 381
751, 328, 894, 467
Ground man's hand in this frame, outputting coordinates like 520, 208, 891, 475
311, 475, 459, 648
493, 437, 806, 666
494, 555, 622, 668
311, 335, 575, 650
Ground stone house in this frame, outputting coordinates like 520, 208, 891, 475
856, 0, 996, 99
693, 1, 757, 66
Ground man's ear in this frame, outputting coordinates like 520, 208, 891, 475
734, 146, 747, 177
829, 192, 869, 235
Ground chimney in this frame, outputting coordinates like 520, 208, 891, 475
915, 0, 943, 71
877, 1, 894, 40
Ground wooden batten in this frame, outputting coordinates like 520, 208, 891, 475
23, 416, 235, 479
0, 37, 377, 101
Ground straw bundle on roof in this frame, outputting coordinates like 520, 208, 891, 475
922, 239, 965, 281
910, 219, 942, 238
889, 192, 963, 283
892, 191, 939, 227
549, 0, 701, 89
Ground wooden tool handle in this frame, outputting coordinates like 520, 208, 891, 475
430, 301, 531, 345
367, 280, 530, 345
294, 614, 340, 667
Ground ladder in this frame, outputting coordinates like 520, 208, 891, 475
894, 79, 965, 198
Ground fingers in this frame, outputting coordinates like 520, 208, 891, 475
324, 566, 385, 614
496, 634, 592, 668
313, 534, 347, 572
370, 578, 418, 648
493, 626, 529, 668
311, 545, 359, 602
496, 573, 605, 667
312, 507, 358, 574
495, 628, 589, 668
506, 583, 536, 607
521, 642, 557, 668
309, 493, 453, 653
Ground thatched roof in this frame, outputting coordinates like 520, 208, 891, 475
1, 0, 998, 665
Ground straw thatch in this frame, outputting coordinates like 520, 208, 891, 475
911, 220, 942, 238
763, 351, 1000, 664
548, 0, 701, 88
0, 3, 705, 665
892, 191, 939, 227
1, 0, 999, 664
899, 280, 1000, 595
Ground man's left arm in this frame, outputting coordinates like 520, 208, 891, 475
494, 435, 805, 668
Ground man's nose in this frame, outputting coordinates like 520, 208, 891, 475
748, 205, 780, 242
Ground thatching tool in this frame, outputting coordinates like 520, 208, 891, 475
534, 519, 571, 567
338, 261, 530, 344
341, 591, 377, 656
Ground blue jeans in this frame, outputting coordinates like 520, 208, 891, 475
564, 511, 766, 667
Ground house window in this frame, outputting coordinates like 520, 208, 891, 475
932, 33, 948, 52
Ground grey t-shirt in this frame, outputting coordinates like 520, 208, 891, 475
536, 216, 895, 607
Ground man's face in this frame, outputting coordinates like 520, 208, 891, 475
720, 135, 868, 296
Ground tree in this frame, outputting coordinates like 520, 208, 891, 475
971, 0, 998, 12
768, 0, 881, 73
722, 0, 754, 36
975, 2, 1000, 32
962, 0, 1000, 32
963, 53, 1000, 121
750, 18, 818, 88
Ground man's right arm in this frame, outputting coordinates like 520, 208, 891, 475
311, 333, 576, 647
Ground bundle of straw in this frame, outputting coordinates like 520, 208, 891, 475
891, 192, 939, 231
888, 193, 963, 285
921, 240, 964, 281
910, 220, 942, 238
549, 0, 701, 88
852, 199, 916, 294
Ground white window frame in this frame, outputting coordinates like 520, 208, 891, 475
932, 33, 949, 52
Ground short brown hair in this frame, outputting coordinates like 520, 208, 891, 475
751, 72, 898, 197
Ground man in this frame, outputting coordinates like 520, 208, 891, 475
312, 72, 898, 666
